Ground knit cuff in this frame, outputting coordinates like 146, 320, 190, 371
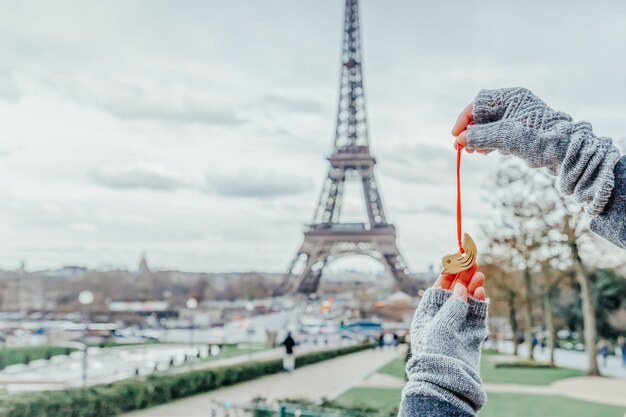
406, 353, 486, 412
559, 130, 622, 215
468, 297, 489, 320
590, 171, 617, 215
420, 287, 451, 313
588, 148, 621, 215
422, 288, 489, 319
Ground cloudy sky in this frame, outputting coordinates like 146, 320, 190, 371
0, 0, 625, 273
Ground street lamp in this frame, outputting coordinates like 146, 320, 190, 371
186, 298, 198, 351
78, 290, 94, 387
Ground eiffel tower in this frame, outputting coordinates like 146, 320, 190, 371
281, 0, 415, 294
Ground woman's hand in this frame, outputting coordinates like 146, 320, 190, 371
402, 262, 489, 415
433, 262, 486, 301
449, 88, 621, 218
451, 102, 489, 154
451, 102, 473, 149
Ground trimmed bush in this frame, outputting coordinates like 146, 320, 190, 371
494, 359, 556, 369
0, 343, 372, 417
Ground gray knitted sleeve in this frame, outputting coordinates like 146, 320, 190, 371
399, 288, 489, 417
466, 88, 621, 215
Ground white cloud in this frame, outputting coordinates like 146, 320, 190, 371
83, 82, 247, 126
206, 170, 314, 198
92, 163, 193, 191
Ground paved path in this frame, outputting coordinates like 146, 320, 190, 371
124, 349, 401, 417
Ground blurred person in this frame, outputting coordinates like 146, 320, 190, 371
598, 339, 610, 367
281, 331, 296, 373
452, 88, 626, 250
383, 332, 395, 348
618, 336, 626, 368
532, 335, 539, 355
378, 332, 385, 349
400, 264, 489, 417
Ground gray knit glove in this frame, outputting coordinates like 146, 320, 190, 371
467, 87, 621, 215
401, 288, 488, 416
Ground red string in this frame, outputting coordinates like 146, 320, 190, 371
456, 143, 464, 254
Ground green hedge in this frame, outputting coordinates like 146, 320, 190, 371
494, 360, 556, 369
0, 343, 372, 417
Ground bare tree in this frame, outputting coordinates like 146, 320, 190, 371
539, 259, 567, 366
560, 206, 601, 375
487, 160, 602, 374
480, 253, 523, 355
486, 164, 551, 360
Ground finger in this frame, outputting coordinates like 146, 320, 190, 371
451, 102, 474, 136
466, 148, 475, 154
467, 271, 485, 295
451, 282, 469, 302
473, 287, 486, 301
433, 274, 443, 288
457, 130, 468, 148
477, 149, 489, 154
454, 262, 478, 287
453, 138, 459, 150
434, 273, 457, 290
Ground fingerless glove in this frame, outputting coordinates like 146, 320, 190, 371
467, 87, 620, 215
400, 288, 489, 417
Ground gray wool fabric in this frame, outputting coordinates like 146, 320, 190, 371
590, 155, 626, 249
399, 288, 489, 417
467, 87, 621, 216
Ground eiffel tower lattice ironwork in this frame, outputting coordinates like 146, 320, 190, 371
281, 0, 414, 294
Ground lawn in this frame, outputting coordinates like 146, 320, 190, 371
203, 344, 268, 361
333, 388, 626, 417
88, 340, 159, 349
0, 345, 77, 368
378, 355, 585, 386
333, 387, 401, 413
378, 357, 406, 379
481, 393, 625, 417
479, 355, 584, 385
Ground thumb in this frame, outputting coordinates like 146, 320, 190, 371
466, 120, 515, 152
432, 284, 469, 330
451, 282, 469, 302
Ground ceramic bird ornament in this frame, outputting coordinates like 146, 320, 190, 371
441, 233, 477, 274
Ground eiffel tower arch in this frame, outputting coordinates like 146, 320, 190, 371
280, 0, 416, 295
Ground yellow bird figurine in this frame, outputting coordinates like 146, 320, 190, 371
441, 233, 477, 274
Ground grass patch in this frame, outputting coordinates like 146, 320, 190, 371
480, 356, 584, 385
333, 387, 401, 414
0, 346, 77, 368
481, 393, 626, 417
333, 388, 626, 417
88, 341, 159, 349
377, 358, 406, 379
375, 354, 583, 386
